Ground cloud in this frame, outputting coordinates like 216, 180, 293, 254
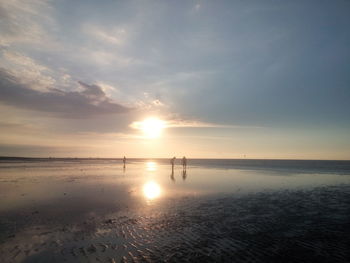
165, 119, 262, 129
166, 119, 231, 128
129, 117, 258, 131
82, 24, 127, 45
0, 50, 55, 91
0, 121, 40, 133
77, 48, 143, 68
0, 0, 56, 47
0, 69, 132, 118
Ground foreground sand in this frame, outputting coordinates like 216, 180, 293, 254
1, 186, 349, 262
1, 160, 350, 262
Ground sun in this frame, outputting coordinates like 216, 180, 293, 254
130, 117, 166, 138
138, 117, 165, 138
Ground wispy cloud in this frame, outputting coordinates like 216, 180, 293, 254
167, 120, 229, 128
82, 24, 128, 46
0, 0, 56, 47
130, 117, 259, 131
166, 119, 262, 129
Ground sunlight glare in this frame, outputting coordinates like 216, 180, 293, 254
140, 117, 165, 138
146, 161, 157, 171
143, 181, 161, 200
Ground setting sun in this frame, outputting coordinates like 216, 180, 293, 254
132, 117, 166, 138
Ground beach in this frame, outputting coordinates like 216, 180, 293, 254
2, 0, 350, 262
1, 158, 350, 262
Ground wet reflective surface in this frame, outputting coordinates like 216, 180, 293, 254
0, 159, 350, 262
143, 181, 161, 200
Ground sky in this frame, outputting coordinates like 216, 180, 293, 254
0, 0, 349, 159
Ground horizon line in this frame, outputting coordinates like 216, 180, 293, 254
0, 156, 349, 161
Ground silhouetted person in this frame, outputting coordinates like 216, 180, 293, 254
182, 156, 187, 171
170, 157, 176, 173
123, 156, 126, 169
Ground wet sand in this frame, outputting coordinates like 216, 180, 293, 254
1, 159, 350, 262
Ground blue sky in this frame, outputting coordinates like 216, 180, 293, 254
0, 0, 349, 159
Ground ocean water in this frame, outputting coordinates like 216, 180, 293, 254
1, 158, 349, 204
0, 158, 350, 262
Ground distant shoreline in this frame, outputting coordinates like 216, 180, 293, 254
0, 156, 349, 162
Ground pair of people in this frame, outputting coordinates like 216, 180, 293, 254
123, 156, 187, 170
170, 156, 187, 182
170, 156, 187, 170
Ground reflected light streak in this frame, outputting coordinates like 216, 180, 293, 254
146, 161, 157, 171
143, 181, 161, 200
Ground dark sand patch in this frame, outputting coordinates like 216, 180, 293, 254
1, 185, 349, 262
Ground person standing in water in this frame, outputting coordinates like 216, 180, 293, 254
170, 157, 176, 172
182, 156, 187, 171
123, 156, 126, 169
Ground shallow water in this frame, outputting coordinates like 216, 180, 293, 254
0, 159, 350, 262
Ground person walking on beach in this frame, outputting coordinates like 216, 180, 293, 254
170, 157, 176, 172
123, 156, 126, 169
182, 156, 187, 171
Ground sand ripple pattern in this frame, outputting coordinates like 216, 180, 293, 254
1, 185, 350, 262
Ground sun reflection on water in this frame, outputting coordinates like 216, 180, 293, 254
146, 161, 157, 171
143, 181, 161, 200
